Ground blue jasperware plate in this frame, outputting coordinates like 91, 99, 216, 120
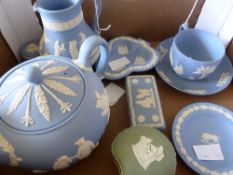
172, 102, 233, 175
103, 36, 159, 80
155, 38, 233, 96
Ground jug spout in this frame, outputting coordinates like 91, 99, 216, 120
33, 0, 82, 19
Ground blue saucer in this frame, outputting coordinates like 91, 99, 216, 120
172, 103, 233, 175
155, 38, 233, 96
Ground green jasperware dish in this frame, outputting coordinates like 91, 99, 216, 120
112, 126, 176, 175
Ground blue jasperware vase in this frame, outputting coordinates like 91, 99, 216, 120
0, 36, 110, 172
34, 0, 102, 64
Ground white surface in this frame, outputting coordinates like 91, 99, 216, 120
193, 144, 224, 161
0, 0, 42, 61
195, 0, 233, 47
105, 83, 125, 106
108, 57, 130, 72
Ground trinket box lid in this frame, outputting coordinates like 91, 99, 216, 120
0, 56, 85, 132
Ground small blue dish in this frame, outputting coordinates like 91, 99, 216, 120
103, 36, 159, 80
155, 38, 233, 96
172, 102, 233, 175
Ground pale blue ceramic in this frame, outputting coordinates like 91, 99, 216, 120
126, 75, 166, 130
103, 37, 159, 80
155, 38, 233, 96
172, 103, 233, 175
0, 36, 110, 172
34, 0, 102, 63
170, 28, 225, 80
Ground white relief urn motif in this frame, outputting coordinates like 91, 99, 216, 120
132, 136, 164, 170
118, 46, 129, 55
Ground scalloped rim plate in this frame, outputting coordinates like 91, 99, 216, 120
103, 36, 159, 80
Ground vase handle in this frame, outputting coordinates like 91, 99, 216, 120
75, 36, 109, 74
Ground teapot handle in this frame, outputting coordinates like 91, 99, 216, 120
92, 0, 102, 34
75, 36, 109, 74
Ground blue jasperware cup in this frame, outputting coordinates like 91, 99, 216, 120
170, 27, 225, 80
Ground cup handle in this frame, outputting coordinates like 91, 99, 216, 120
75, 36, 109, 74
179, 22, 189, 32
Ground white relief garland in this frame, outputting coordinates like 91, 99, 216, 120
0, 134, 22, 167
52, 137, 97, 171
193, 66, 216, 79
42, 11, 83, 32
174, 104, 233, 175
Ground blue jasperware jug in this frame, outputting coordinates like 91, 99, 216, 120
34, 0, 103, 64
0, 36, 110, 172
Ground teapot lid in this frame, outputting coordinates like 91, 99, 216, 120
0, 56, 85, 132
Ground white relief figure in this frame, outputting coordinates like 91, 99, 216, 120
158, 45, 168, 61
135, 89, 155, 108
174, 63, 184, 75
54, 40, 65, 56
193, 66, 216, 79
79, 32, 86, 45
216, 72, 231, 87
69, 40, 79, 60
0, 134, 22, 166
201, 133, 220, 144
53, 155, 72, 170
132, 136, 164, 170
75, 137, 95, 160
118, 46, 129, 55
134, 56, 146, 65
95, 90, 110, 117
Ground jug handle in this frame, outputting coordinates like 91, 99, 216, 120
92, 0, 103, 34
75, 36, 109, 74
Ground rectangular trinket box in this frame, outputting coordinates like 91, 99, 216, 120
126, 75, 166, 130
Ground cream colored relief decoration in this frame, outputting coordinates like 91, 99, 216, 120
26, 43, 39, 53
201, 133, 220, 144
69, 40, 79, 60
0, 61, 80, 127
7, 85, 31, 115
95, 90, 110, 117
132, 136, 164, 170
135, 89, 155, 108
42, 85, 72, 113
43, 79, 77, 96
216, 72, 231, 87
175, 104, 233, 175
174, 63, 184, 75
193, 66, 216, 79
53, 137, 96, 171
34, 85, 50, 121
79, 32, 86, 45
53, 155, 72, 171
158, 71, 172, 84
42, 12, 83, 32
118, 46, 129, 55
0, 134, 22, 166
76, 63, 93, 72
21, 88, 33, 127
41, 60, 57, 71
75, 137, 95, 159
49, 75, 81, 84
54, 40, 65, 56
43, 66, 69, 76
134, 56, 146, 65
183, 89, 207, 95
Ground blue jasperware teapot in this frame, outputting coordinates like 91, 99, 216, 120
0, 36, 110, 172
34, 0, 103, 64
